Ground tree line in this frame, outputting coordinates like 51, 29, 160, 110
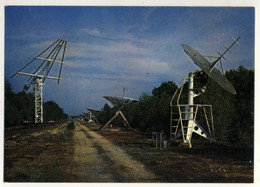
97, 66, 254, 145
5, 65, 254, 145
4, 79, 68, 127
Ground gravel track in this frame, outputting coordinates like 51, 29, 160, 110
73, 121, 157, 182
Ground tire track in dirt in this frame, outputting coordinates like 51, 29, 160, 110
73, 121, 157, 182
72, 125, 115, 182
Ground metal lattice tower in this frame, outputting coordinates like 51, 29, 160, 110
34, 78, 43, 123
11, 39, 67, 123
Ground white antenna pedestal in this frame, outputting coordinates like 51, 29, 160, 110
173, 37, 239, 147
170, 73, 214, 148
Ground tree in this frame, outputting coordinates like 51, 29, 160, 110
198, 66, 254, 144
152, 81, 178, 98
98, 66, 254, 146
44, 101, 68, 122
226, 66, 254, 144
5, 78, 68, 126
97, 103, 114, 124
127, 82, 178, 133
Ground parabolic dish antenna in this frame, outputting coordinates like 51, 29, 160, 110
103, 96, 139, 108
100, 96, 139, 130
87, 108, 101, 114
170, 37, 240, 148
182, 37, 240, 95
87, 108, 101, 124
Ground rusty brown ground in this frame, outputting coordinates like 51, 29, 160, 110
4, 121, 253, 182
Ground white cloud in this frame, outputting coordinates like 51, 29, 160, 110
62, 32, 177, 79
5, 7, 254, 116
144, 8, 156, 22
81, 28, 102, 37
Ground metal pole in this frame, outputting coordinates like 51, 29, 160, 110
152, 132, 155, 145
185, 73, 194, 146
35, 78, 43, 123
58, 41, 67, 84
28, 40, 63, 82
100, 110, 120, 129
10, 39, 60, 79
155, 133, 158, 149
170, 107, 173, 140
160, 133, 162, 149
44, 40, 64, 79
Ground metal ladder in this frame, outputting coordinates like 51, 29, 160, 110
169, 76, 214, 143
171, 104, 214, 142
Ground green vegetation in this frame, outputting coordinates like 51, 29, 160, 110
67, 121, 75, 130
4, 79, 68, 127
5, 65, 254, 145
44, 101, 68, 122
97, 66, 254, 145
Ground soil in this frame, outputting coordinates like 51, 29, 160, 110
4, 120, 253, 182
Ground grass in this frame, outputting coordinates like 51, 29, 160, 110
95, 127, 253, 183
4, 122, 254, 183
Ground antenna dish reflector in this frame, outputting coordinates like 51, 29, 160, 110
103, 96, 139, 107
182, 44, 236, 95
87, 108, 101, 115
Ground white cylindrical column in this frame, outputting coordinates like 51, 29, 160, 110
188, 73, 194, 106
185, 73, 194, 147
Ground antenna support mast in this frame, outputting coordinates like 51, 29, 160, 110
170, 73, 214, 148
11, 39, 67, 123
100, 96, 139, 131
35, 78, 44, 123
171, 37, 240, 148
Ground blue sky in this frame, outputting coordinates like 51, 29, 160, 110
5, 6, 255, 115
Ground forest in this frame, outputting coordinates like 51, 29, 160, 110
97, 66, 254, 146
4, 65, 254, 145
4, 79, 68, 127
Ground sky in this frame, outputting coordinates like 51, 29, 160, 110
4, 6, 255, 116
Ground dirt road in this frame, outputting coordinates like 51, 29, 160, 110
4, 121, 253, 182
72, 121, 157, 182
